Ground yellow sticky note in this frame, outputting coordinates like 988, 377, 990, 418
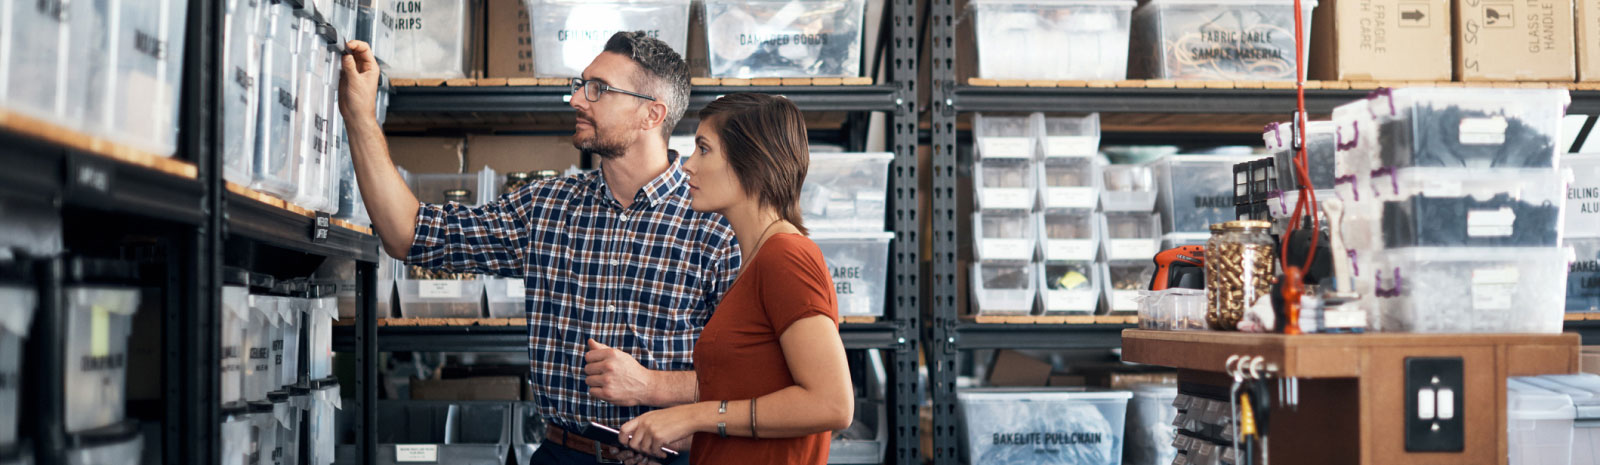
91, 304, 110, 357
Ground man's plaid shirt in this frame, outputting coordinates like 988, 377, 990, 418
405, 156, 740, 431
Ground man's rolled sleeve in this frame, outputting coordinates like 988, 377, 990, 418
404, 199, 529, 279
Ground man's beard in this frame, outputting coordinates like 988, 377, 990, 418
574, 116, 631, 160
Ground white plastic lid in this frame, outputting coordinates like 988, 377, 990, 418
958, 387, 1134, 402
1507, 379, 1577, 421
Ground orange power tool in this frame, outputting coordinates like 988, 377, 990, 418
1149, 245, 1206, 291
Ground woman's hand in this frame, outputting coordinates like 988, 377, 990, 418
611, 437, 691, 465
618, 403, 709, 460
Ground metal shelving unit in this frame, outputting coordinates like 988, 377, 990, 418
344, 2, 924, 464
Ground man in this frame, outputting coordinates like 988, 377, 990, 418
338, 31, 737, 465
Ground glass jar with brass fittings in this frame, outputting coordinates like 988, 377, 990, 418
502, 172, 533, 195
533, 169, 559, 180
1205, 220, 1276, 330
443, 189, 473, 204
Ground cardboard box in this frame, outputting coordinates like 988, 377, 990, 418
1310, 0, 1454, 80
411, 376, 523, 400
1046, 374, 1088, 387
388, 137, 467, 174
1583, 346, 1600, 374
1579, 0, 1600, 80
465, 134, 584, 174
487, 0, 535, 78
1454, 0, 1575, 81
986, 350, 1053, 386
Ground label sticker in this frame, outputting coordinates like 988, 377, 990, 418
981, 239, 1033, 261
1467, 208, 1516, 237
1419, 178, 1463, 198
1471, 267, 1519, 310
91, 305, 110, 357
1459, 117, 1509, 145
1112, 290, 1140, 311
1047, 240, 1097, 261
1047, 290, 1096, 311
1110, 240, 1159, 261
506, 279, 525, 298
979, 137, 1034, 159
1045, 136, 1098, 158
394, 444, 438, 462
1046, 187, 1097, 209
984, 188, 1034, 209
418, 280, 463, 299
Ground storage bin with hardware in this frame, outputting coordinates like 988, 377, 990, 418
813, 232, 893, 318
957, 388, 1132, 465
1101, 212, 1160, 262
973, 210, 1037, 262
1130, 0, 1316, 81
1039, 210, 1099, 262
63, 260, 141, 434
800, 152, 893, 233
1039, 261, 1100, 314
1152, 155, 1256, 234
223, 0, 265, 186
386, 0, 473, 78
253, 0, 303, 199
1370, 247, 1565, 333
976, 158, 1039, 211
527, 0, 692, 77
972, 262, 1037, 315
702, 0, 866, 78
109, 0, 189, 156
1101, 164, 1158, 212
1103, 260, 1157, 314
337, 401, 513, 464
1361, 168, 1564, 248
1364, 88, 1568, 169
1039, 160, 1100, 211
973, 113, 1038, 160
970, 0, 1135, 80
398, 169, 496, 318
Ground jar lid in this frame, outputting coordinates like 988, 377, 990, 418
1209, 223, 1227, 232
535, 170, 560, 179
1222, 220, 1272, 230
506, 172, 533, 181
443, 189, 473, 202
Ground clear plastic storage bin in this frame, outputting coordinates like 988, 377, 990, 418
1102, 212, 1160, 261
1365, 168, 1564, 248
222, 414, 252, 465
1371, 247, 1566, 333
1136, 288, 1206, 331
221, 285, 250, 407
110, 0, 188, 156
801, 152, 893, 233
358, 0, 397, 64
972, 262, 1037, 315
702, 0, 866, 78
62, 0, 114, 138
1103, 260, 1155, 313
973, 113, 1037, 160
64, 286, 140, 433
243, 295, 279, 401
974, 210, 1036, 262
0, 283, 35, 449
306, 297, 337, 380
1040, 113, 1101, 158
292, 34, 336, 212
274, 392, 302, 465
976, 159, 1038, 211
356, 401, 513, 464
307, 382, 341, 465
223, 0, 265, 186
813, 232, 893, 318
387, 0, 471, 78
528, 0, 692, 77
1039, 159, 1100, 210
1506, 379, 1575, 465
1565, 153, 1600, 239
485, 278, 526, 319
1040, 210, 1099, 262
1366, 88, 1568, 169
253, 1, 302, 199
1519, 374, 1600, 465
1567, 239, 1600, 313
970, 0, 1135, 81
1152, 155, 1254, 233
331, 0, 359, 40
830, 400, 887, 464
276, 297, 301, 389
1125, 384, 1178, 465
1264, 121, 1335, 192
2, 0, 69, 123
1131, 0, 1315, 81
399, 279, 486, 318
1101, 164, 1157, 212
957, 388, 1132, 465
1040, 262, 1100, 314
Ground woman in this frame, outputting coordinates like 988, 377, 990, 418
616, 93, 854, 464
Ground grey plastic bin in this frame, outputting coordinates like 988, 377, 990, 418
339, 401, 514, 465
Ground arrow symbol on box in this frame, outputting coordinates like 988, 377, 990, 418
1402, 10, 1425, 21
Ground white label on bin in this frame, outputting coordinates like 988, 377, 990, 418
1110, 240, 1159, 261
394, 444, 437, 462
979, 137, 1033, 159
841, 295, 874, 317
1323, 309, 1368, 328
1047, 290, 1095, 311
1467, 208, 1516, 237
1046, 187, 1097, 209
983, 188, 1033, 209
1112, 290, 1140, 311
1471, 267, 1519, 310
418, 280, 463, 299
981, 239, 1033, 261
506, 279, 525, 298
92, 305, 110, 357
1045, 136, 1098, 158
1047, 240, 1097, 261
1420, 178, 1463, 198
1459, 117, 1508, 145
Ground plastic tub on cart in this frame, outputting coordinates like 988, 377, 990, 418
813, 232, 894, 318
0, 266, 36, 451
527, 0, 692, 77
386, 0, 472, 78
1130, 0, 1316, 81
1371, 247, 1566, 333
957, 387, 1132, 465
971, 262, 1037, 316
63, 262, 141, 434
1505, 378, 1575, 465
970, 0, 1135, 81
702, 0, 866, 78
801, 152, 893, 233
1125, 384, 1178, 465
109, 0, 189, 156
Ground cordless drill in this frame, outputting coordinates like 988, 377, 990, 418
1149, 245, 1206, 291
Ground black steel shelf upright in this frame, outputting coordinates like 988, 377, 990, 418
347, 2, 923, 464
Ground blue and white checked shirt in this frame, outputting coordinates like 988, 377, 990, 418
405, 155, 740, 431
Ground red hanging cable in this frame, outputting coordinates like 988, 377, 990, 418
1282, 0, 1319, 273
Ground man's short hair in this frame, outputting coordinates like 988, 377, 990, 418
603, 31, 691, 142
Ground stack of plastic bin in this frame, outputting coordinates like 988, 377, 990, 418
1100, 211, 1160, 314
970, 0, 1136, 81
1565, 153, 1600, 313
386, 0, 472, 78
1036, 114, 1103, 315
1131, 0, 1316, 81
527, 0, 692, 77
1335, 89, 1569, 333
972, 113, 1040, 315
397, 169, 496, 318
803, 153, 896, 319
702, 0, 867, 78
63, 259, 141, 435
1262, 121, 1336, 220
0, 260, 35, 460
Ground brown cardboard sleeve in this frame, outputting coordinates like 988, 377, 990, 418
465, 134, 584, 174
388, 137, 467, 174
487, 0, 536, 78
1454, 0, 1576, 81
986, 350, 1053, 386
411, 376, 523, 400
1310, 0, 1454, 81
1578, 0, 1600, 80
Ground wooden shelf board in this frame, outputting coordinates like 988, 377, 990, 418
0, 108, 196, 179
1122, 329, 1578, 379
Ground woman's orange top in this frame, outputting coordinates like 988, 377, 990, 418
690, 233, 840, 465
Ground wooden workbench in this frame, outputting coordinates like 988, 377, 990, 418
1122, 330, 1580, 465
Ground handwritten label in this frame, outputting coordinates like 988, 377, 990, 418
1471, 267, 1519, 310
1109, 240, 1159, 261
983, 188, 1034, 210
1467, 208, 1516, 237
1112, 290, 1140, 311
395, 444, 438, 462
979, 137, 1034, 159
1459, 117, 1508, 145
1046, 290, 1096, 312
1046, 240, 1097, 261
417, 280, 463, 299
1046, 187, 1098, 209
981, 239, 1033, 261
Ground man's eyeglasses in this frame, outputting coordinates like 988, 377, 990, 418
570, 78, 656, 103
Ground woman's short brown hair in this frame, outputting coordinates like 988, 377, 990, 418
698, 93, 809, 235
